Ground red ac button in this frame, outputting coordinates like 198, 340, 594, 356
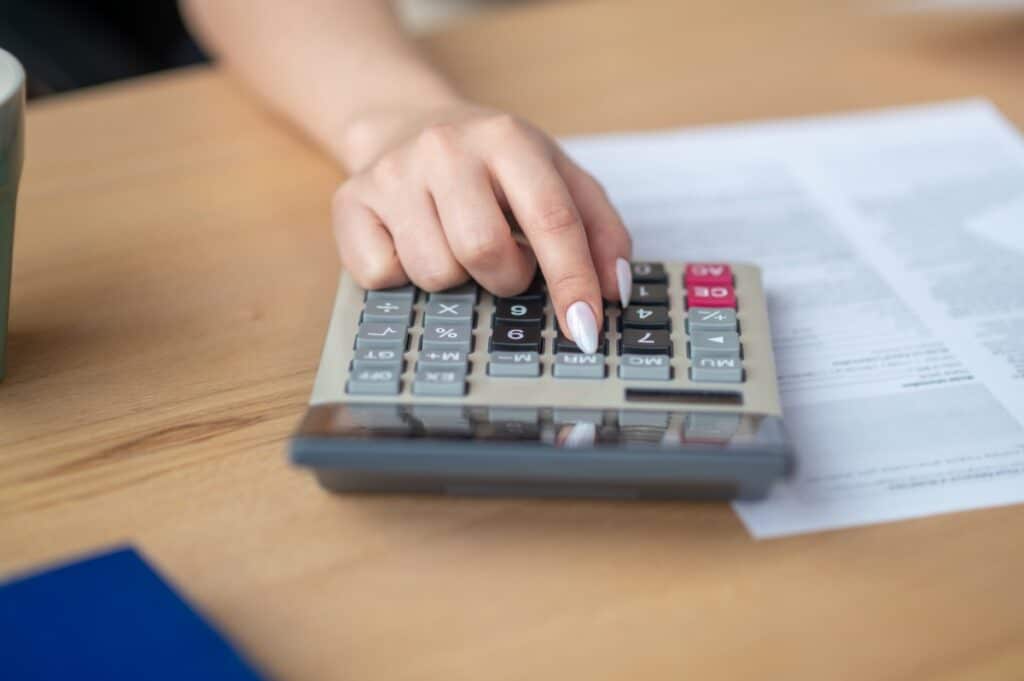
684, 263, 733, 286
686, 284, 736, 309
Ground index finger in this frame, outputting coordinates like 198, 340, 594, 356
488, 147, 604, 354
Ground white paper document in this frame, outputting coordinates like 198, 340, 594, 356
562, 99, 1024, 538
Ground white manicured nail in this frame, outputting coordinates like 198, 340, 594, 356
566, 301, 599, 354
616, 257, 632, 308
563, 422, 596, 449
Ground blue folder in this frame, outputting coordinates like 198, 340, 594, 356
0, 546, 267, 680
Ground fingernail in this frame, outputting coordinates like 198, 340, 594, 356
563, 422, 596, 449
566, 301, 599, 354
616, 257, 632, 308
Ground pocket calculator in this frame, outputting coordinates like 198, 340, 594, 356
290, 262, 793, 500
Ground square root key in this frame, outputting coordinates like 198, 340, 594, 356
355, 322, 408, 350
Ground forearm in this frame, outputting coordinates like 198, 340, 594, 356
181, 0, 463, 170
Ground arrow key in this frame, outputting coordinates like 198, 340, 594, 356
688, 330, 740, 356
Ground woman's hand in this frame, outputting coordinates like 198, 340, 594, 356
332, 102, 633, 353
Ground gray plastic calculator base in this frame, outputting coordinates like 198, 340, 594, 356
293, 404, 790, 500
291, 261, 794, 501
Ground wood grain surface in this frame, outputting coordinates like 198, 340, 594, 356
2, 2, 1023, 679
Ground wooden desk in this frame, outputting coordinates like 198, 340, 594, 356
3, 2, 1023, 679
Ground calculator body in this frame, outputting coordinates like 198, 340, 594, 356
291, 262, 793, 500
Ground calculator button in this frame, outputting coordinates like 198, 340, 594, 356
355, 322, 408, 350
428, 282, 478, 304
506, 278, 546, 302
684, 263, 733, 286
365, 285, 417, 303
488, 351, 541, 377
621, 305, 670, 329
490, 323, 543, 352
493, 299, 544, 326
617, 354, 672, 380
362, 299, 414, 324
424, 299, 474, 324
412, 367, 467, 397
555, 329, 608, 355
352, 347, 404, 371
417, 348, 469, 369
618, 410, 670, 428
688, 330, 740, 356
684, 412, 740, 443
686, 307, 738, 332
690, 353, 744, 383
553, 352, 606, 379
411, 405, 473, 434
630, 262, 667, 283
619, 329, 672, 355
346, 404, 409, 430
421, 323, 474, 351
346, 368, 402, 395
631, 283, 669, 306
685, 284, 736, 309
553, 409, 603, 425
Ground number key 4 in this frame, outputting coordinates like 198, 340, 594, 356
621, 305, 670, 329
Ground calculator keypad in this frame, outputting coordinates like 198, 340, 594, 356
346, 261, 749, 397
683, 263, 743, 383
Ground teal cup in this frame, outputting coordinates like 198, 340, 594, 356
0, 49, 25, 382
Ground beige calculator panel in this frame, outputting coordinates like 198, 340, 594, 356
310, 262, 781, 417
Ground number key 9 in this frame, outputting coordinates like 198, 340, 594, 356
493, 299, 545, 326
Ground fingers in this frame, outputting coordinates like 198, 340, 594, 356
380, 189, 470, 293
556, 153, 634, 306
331, 185, 407, 290
488, 140, 603, 352
429, 157, 537, 297
331, 111, 628, 362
